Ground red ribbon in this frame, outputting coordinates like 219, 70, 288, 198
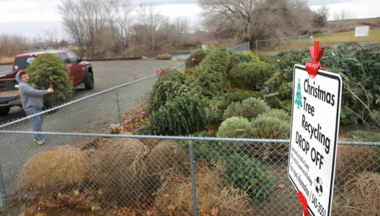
297, 191, 310, 216
306, 41, 325, 78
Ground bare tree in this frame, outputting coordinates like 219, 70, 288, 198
199, 0, 313, 46
174, 17, 190, 34
59, 0, 194, 57
114, 0, 134, 51
313, 6, 329, 28
59, 39, 70, 49
334, 9, 354, 21
138, 4, 168, 51
199, 0, 256, 41
59, 0, 116, 57
0, 34, 27, 58
45, 28, 61, 50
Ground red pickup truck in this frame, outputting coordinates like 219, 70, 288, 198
0, 51, 94, 116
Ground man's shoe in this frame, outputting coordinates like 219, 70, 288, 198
36, 138, 46, 145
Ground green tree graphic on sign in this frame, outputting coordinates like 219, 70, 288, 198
295, 79, 303, 110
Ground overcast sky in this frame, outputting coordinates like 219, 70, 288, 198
0, 0, 379, 38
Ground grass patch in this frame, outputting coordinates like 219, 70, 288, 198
313, 30, 380, 44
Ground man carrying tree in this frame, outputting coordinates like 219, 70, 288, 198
16, 71, 54, 145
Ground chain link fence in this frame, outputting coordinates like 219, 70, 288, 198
230, 41, 251, 53
0, 131, 379, 215
256, 30, 380, 52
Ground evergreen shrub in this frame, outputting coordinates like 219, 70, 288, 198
188, 47, 230, 98
262, 72, 285, 96
245, 110, 291, 139
228, 51, 260, 70
207, 98, 227, 124
255, 52, 278, 65
264, 97, 283, 109
243, 110, 291, 159
224, 154, 274, 200
228, 61, 271, 90
148, 72, 188, 114
185, 50, 207, 69
224, 90, 262, 106
223, 98, 269, 120
27, 53, 72, 103
217, 116, 250, 138
279, 82, 293, 100
149, 92, 208, 136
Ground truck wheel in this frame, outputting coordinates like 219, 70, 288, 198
85, 72, 94, 90
0, 106, 11, 117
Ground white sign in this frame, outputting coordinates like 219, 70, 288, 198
355, 26, 369, 37
288, 65, 342, 216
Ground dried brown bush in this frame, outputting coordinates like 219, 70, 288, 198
335, 145, 378, 186
17, 146, 90, 193
342, 172, 380, 215
92, 138, 149, 207
156, 53, 172, 60
154, 164, 253, 216
332, 196, 363, 216
140, 138, 161, 151
146, 140, 190, 192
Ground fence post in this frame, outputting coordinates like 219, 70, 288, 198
256, 40, 259, 52
0, 164, 6, 208
115, 89, 122, 126
273, 39, 275, 49
189, 139, 198, 216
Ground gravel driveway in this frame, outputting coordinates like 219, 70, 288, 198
0, 59, 182, 124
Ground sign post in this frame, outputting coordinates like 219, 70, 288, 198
288, 42, 342, 216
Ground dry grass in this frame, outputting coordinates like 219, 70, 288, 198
0, 56, 14, 64
337, 172, 380, 216
17, 146, 90, 193
156, 53, 172, 60
335, 145, 379, 186
146, 140, 190, 192
91, 137, 149, 207
140, 138, 161, 151
313, 30, 380, 44
154, 163, 253, 216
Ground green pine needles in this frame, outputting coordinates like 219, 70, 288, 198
26, 53, 73, 102
228, 61, 271, 90
148, 71, 208, 135
188, 47, 231, 98
149, 72, 189, 114
149, 91, 208, 135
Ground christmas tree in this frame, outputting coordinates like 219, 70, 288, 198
295, 79, 303, 109
27, 53, 73, 104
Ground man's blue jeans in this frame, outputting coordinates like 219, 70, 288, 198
25, 108, 44, 141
